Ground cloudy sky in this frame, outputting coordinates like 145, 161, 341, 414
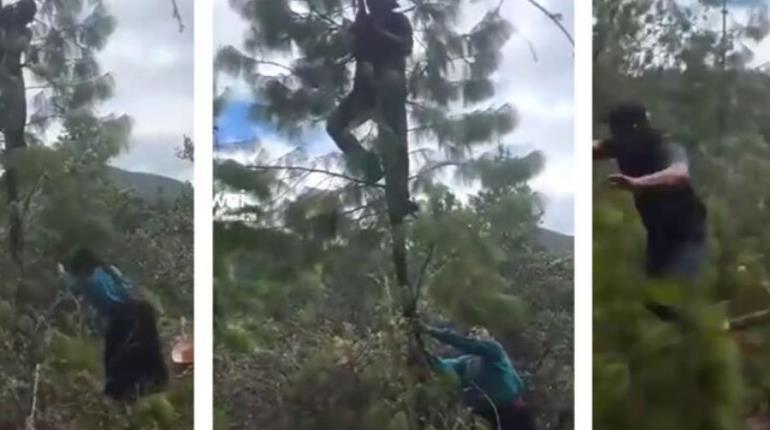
214, 0, 575, 234
98, 0, 194, 182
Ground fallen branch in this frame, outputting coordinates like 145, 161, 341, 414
725, 308, 770, 332
24, 364, 40, 430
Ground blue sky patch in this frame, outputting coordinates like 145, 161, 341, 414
215, 98, 334, 156
214, 100, 260, 151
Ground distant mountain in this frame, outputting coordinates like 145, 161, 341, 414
535, 227, 573, 255
107, 166, 190, 203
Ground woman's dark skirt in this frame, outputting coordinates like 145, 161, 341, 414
103, 300, 169, 401
476, 399, 536, 430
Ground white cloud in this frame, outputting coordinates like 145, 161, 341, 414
96, 0, 194, 180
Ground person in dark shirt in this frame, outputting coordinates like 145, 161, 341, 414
420, 324, 535, 430
326, 0, 416, 223
594, 101, 708, 319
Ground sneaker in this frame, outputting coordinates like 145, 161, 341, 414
405, 200, 419, 217
346, 151, 383, 185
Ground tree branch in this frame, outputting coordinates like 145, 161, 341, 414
249, 164, 385, 189
24, 73, 111, 91
254, 59, 297, 74
529, 343, 556, 373
525, 0, 574, 48
306, 2, 343, 29
340, 199, 385, 217
170, 0, 185, 33
412, 244, 436, 311
409, 160, 465, 181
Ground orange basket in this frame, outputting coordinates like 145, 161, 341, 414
170, 317, 193, 371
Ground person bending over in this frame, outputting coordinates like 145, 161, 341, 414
419, 323, 535, 430
58, 248, 168, 401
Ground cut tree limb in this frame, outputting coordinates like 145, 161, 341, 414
24, 364, 40, 430
725, 308, 770, 332
407, 243, 435, 318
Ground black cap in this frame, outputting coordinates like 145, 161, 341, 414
603, 101, 650, 130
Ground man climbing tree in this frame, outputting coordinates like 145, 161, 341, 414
0, 0, 37, 265
0, 0, 35, 151
326, 0, 415, 224
593, 100, 708, 321
58, 248, 169, 402
418, 323, 535, 430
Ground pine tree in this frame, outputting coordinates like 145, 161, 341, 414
214, 0, 574, 428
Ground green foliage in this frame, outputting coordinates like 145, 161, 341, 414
49, 332, 101, 373
28, 0, 118, 132
214, 406, 231, 430
215, 148, 573, 428
134, 394, 178, 429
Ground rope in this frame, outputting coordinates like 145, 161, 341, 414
468, 382, 502, 430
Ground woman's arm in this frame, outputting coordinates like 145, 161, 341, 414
424, 327, 503, 360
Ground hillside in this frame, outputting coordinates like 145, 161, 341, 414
107, 166, 190, 202
536, 227, 573, 255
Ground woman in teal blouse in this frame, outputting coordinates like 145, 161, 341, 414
59, 248, 168, 401
420, 324, 536, 430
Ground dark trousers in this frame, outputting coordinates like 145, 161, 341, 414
104, 300, 168, 401
326, 63, 410, 224
644, 226, 707, 321
476, 400, 536, 430
646, 234, 706, 281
